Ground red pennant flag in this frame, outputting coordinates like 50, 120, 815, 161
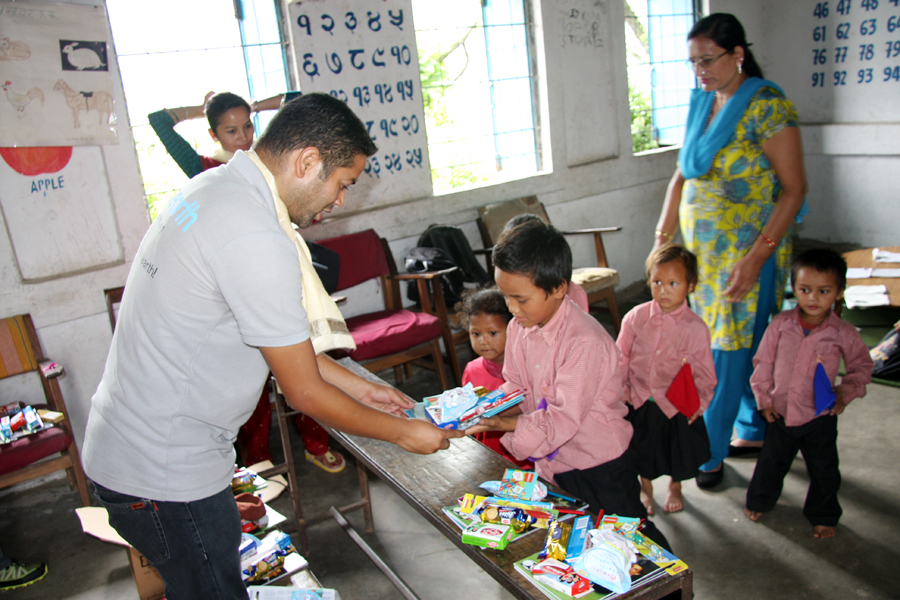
666, 362, 700, 418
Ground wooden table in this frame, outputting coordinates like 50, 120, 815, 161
844, 246, 900, 307
327, 358, 693, 600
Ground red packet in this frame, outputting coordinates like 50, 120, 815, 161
666, 362, 700, 418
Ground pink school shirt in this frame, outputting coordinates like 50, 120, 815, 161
462, 356, 505, 391
567, 282, 590, 313
616, 300, 717, 418
750, 307, 873, 427
499, 297, 632, 484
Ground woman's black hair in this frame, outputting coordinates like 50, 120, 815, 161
688, 13, 763, 79
453, 287, 512, 330
205, 92, 251, 133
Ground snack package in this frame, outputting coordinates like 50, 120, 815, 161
22, 405, 43, 433
564, 516, 593, 563
0, 402, 21, 417
0, 416, 12, 444
478, 505, 532, 535
539, 520, 572, 561
480, 469, 548, 502
461, 522, 515, 550
569, 531, 635, 594
241, 532, 295, 583
532, 558, 593, 597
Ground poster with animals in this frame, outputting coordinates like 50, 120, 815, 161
0, 0, 117, 145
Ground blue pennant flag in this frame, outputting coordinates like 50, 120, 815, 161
814, 362, 836, 416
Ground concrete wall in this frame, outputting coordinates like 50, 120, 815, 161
711, 0, 899, 247
2, 0, 894, 450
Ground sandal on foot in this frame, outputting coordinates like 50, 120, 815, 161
305, 450, 346, 473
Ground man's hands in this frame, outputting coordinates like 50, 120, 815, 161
355, 380, 414, 417
397, 420, 465, 454
761, 407, 781, 423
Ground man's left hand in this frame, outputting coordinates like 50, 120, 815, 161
356, 380, 415, 416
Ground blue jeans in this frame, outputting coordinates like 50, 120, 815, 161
94, 484, 246, 600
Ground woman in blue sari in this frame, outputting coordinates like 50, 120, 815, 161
652, 13, 808, 491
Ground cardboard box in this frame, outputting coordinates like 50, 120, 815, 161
76, 507, 165, 600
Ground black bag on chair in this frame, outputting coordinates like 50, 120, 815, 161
405, 246, 466, 310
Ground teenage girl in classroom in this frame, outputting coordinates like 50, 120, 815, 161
616, 244, 717, 514
456, 287, 533, 469
148, 90, 346, 474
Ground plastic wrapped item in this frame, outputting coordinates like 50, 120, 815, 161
569, 531, 636, 594
532, 558, 593, 597
480, 469, 548, 501
0, 415, 11, 444
539, 520, 572, 561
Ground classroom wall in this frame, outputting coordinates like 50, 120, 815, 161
1, 0, 893, 451
711, 0, 899, 247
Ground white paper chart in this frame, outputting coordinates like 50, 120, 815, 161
287, 0, 432, 210
795, 0, 900, 121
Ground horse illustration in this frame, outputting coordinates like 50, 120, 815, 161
0, 38, 30, 60
53, 79, 113, 128
62, 42, 105, 70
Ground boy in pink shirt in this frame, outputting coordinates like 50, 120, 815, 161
468, 219, 670, 550
745, 249, 873, 539
618, 245, 716, 515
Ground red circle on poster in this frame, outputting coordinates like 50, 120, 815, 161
0, 146, 73, 176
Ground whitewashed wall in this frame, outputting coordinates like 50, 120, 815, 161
0, 0, 148, 449
711, 0, 899, 247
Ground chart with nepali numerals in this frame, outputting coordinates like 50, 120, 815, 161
809, 0, 900, 89
793, 0, 900, 121
767, 1, 899, 122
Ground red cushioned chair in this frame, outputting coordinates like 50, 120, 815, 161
315, 229, 452, 389
0, 314, 92, 506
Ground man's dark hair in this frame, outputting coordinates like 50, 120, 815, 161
254, 93, 377, 177
791, 248, 848, 291
205, 92, 251, 133
492, 219, 572, 296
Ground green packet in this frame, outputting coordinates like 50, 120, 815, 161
462, 522, 515, 550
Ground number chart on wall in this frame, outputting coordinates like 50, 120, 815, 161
805, 0, 900, 121
288, 0, 432, 211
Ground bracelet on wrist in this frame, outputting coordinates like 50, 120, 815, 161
758, 232, 778, 249
655, 230, 672, 241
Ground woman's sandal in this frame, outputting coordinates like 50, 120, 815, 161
305, 449, 346, 474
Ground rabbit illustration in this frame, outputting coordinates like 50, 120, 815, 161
62, 43, 106, 70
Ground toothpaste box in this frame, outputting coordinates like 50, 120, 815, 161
564, 516, 593, 564
532, 558, 593, 597
461, 522, 515, 550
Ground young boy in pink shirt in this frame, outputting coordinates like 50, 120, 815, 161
745, 249, 873, 539
468, 219, 670, 550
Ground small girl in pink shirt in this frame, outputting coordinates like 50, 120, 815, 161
457, 287, 533, 469
617, 245, 717, 515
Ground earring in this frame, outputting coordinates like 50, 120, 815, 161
738, 60, 743, 74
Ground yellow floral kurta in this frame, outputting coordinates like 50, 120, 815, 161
679, 87, 799, 351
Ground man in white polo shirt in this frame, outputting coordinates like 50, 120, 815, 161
83, 93, 461, 599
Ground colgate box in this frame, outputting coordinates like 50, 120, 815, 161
461, 522, 515, 550
532, 558, 593, 597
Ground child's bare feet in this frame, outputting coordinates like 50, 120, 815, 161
814, 525, 836, 539
640, 477, 655, 516
743, 508, 761, 521
664, 480, 684, 513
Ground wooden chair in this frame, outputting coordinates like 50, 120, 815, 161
259, 229, 454, 553
477, 196, 623, 334
0, 314, 92, 506
315, 229, 453, 388
103, 286, 125, 332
